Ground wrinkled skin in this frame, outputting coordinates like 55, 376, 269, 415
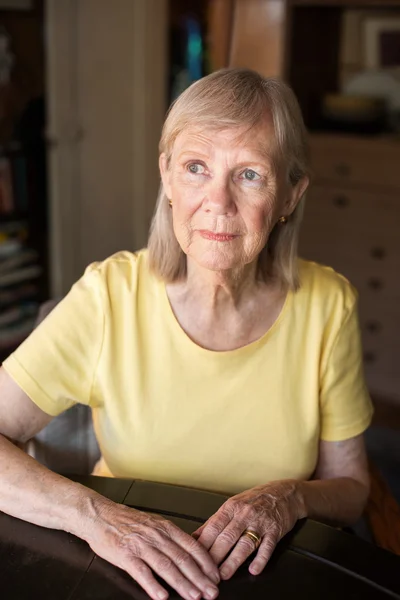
87, 500, 220, 600
193, 480, 302, 579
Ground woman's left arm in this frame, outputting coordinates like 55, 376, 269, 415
193, 434, 370, 580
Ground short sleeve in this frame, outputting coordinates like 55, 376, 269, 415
2, 264, 105, 417
320, 294, 374, 441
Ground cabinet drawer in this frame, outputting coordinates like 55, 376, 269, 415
309, 135, 400, 191
299, 184, 399, 269
299, 183, 400, 402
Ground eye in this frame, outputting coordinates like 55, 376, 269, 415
187, 163, 205, 174
241, 168, 261, 181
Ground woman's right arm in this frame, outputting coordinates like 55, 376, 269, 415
0, 368, 220, 600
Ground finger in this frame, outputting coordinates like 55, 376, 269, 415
164, 521, 220, 584
219, 532, 259, 580
158, 536, 220, 597
144, 546, 218, 600
208, 520, 246, 565
196, 507, 233, 551
125, 556, 170, 600
191, 524, 205, 539
249, 532, 279, 576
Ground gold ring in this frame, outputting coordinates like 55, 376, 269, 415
241, 529, 262, 549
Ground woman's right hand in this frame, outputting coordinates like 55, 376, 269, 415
84, 499, 220, 600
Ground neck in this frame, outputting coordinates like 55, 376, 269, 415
183, 257, 261, 309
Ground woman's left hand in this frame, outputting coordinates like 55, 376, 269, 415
192, 480, 304, 580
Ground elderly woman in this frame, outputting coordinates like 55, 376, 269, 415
0, 68, 372, 600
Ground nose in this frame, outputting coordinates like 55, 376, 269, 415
203, 176, 237, 216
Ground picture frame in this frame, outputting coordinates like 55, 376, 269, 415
363, 17, 400, 70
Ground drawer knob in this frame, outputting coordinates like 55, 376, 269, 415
333, 195, 350, 208
365, 320, 382, 334
371, 247, 386, 260
364, 351, 377, 364
368, 277, 384, 291
335, 163, 351, 177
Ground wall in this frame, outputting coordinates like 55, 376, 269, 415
47, 0, 167, 295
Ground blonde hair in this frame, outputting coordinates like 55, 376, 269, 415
148, 68, 309, 290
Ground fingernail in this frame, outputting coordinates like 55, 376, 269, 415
205, 586, 218, 599
158, 592, 168, 600
190, 591, 201, 600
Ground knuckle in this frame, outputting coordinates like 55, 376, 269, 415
265, 522, 280, 540
159, 519, 174, 536
116, 535, 142, 559
239, 537, 257, 553
230, 556, 241, 569
225, 497, 240, 510
235, 500, 252, 519
186, 537, 201, 552
146, 526, 168, 548
156, 555, 174, 573
261, 536, 277, 554
252, 504, 265, 518
133, 560, 151, 577
208, 521, 224, 537
223, 498, 234, 508
220, 529, 239, 545
223, 498, 236, 514
187, 538, 206, 557
174, 551, 192, 568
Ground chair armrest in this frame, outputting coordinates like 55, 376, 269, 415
364, 461, 400, 555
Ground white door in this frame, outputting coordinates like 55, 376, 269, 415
46, 0, 167, 296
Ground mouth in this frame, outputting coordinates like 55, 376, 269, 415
198, 230, 239, 242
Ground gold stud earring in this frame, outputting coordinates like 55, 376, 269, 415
278, 216, 288, 224
168, 199, 172, 208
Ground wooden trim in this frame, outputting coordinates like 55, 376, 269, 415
46, 0, 168, 294
365, 462, 400, 555
208, 0, 234, 70
45, 0, 81, 297
230, 0, 286, 78
131, 0, 168, 250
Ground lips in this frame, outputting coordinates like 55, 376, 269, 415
198, 230, 238, 242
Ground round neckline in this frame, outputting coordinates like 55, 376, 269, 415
159, 278, 293, 358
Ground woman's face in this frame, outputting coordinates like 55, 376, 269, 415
160, 122, 304, 272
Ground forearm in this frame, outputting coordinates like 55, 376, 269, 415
296, 476, 370, 527
0, 433, 111, 539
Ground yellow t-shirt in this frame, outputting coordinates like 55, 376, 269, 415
3, 250, 373, 495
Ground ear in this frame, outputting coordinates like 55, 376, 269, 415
159, 153, 172, 199
285, 176, 309, 216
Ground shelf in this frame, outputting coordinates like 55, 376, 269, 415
289, 0, 400, 7
0, 213, 28, 224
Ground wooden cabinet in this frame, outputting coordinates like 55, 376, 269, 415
229, 0, 286, 77
299, 134, 400, 403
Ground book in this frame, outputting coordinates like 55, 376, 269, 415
0, 157, 14, 214
12, 155, 28, 213
0, 264, 42, 287
0, 248, 38, 274
0, 282, 38, 307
